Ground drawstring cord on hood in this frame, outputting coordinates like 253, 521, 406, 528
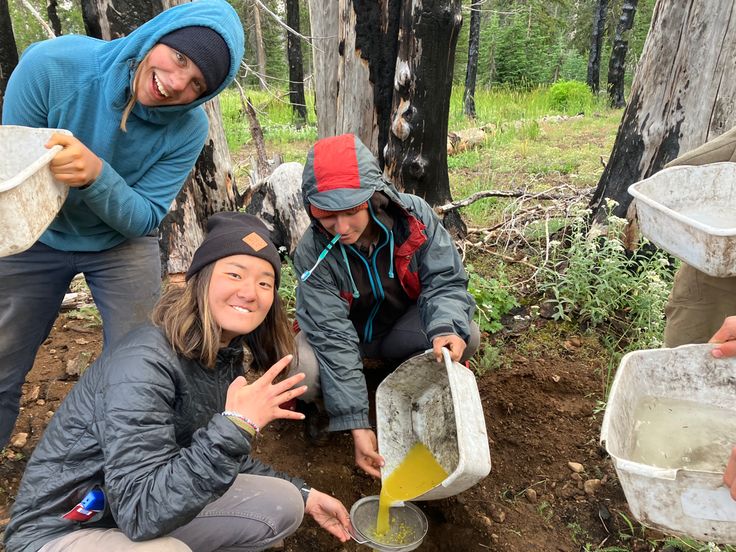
300, 233, 341, 282
339, 244, 361, 299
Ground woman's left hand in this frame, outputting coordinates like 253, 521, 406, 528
46, 133, 103, 187
305, 489, 351, 542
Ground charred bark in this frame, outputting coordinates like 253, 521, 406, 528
286, 0, 307, 125
463, 0, 481, 119
0, 0, 18, 121
607, 0, 638, 108
591, 1, 736, 222
586, 0, 608, 94
384, 0, 465, 234
47, 0, 63, 36
80, 0, 165, 39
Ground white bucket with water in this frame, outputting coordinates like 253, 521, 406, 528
629, 162, 736, 277
376, 347, 492, 502
601, 344, 736, 543
0, 126, 71, 258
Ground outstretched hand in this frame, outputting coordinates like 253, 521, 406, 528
45, 133, 103, 187
432, 334, 466, 363
225, 355, 306, 430
709, 316, 736, 358
305, 489, 351, 542
352, 428, 384, 479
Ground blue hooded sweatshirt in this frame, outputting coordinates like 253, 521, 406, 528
2, 0, 244, 252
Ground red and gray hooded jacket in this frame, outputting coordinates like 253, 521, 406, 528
293, 134, 476, 432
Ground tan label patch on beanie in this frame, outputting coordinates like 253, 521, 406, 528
243, 232, 268, 251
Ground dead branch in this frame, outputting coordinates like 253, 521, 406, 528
18, 0, 56, 39
436, 187, 594, 215
234, 80, 269, 180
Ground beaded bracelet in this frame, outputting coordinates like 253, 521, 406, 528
221, 411, 261, 435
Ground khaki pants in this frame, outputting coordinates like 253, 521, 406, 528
664, 263, 736, 347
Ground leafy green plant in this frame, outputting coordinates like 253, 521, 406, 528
467, 266, 519, 334
547, 80, 594, 114
537, 202, 673, 353
66, 305, 102, 328
278, 259, 298, 320
469, 343, 505, 376
661, 536, 736, 551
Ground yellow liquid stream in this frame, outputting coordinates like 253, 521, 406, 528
375, 443, 447, 536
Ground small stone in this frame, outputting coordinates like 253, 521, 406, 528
570, 472, 582, 481
46, 410, 55, 418
36, 399, 46, 406
28, 385, 40, 402
479, 515, 493, 529
10, 432, 28, 449
490, 507, 506, 524
491, 534, 499, 543
584, 479, 602, 496
567, 461, 584, 473
569, 336, 582, 347
525, 488, 538, 503
552, 374, 561, 383
74, 338, 90, 345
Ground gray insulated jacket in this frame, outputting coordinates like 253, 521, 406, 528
293, 134, 476, 432
4, 326, 305, 552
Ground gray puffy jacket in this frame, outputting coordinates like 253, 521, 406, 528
4, 326, 304, 552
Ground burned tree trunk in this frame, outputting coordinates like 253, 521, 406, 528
591, 0, 736, 222
160, 100, 240, 274
463, 0, 481, 119
286, 0, 307, 125
80, 0, 164, 39
307, 0, 401, 159
0, 0, 18, 121
384, 0, 465, 233
82, 0, 240, 275
586, 0, 608, 94
607, 0, 638, 108
47, 0, 63, 36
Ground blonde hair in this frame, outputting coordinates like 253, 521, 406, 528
120, 53, 148, 132
151, 263, 294, 371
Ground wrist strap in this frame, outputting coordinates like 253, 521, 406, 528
221, 411, 260, 435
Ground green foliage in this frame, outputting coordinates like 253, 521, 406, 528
467, 266, 519, 334
662, 536, 736, 552
537, 202, 674, 353
547, 80, 594, 114
469, 343, 505, 376
278, 259, 298, 320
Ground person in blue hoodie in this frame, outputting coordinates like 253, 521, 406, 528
0, 0, 244, 449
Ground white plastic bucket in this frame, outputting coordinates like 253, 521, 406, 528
629, 163, 736, 277
601, 344, 736, 543
376, 348, 492, 502
0, 126, 71, 258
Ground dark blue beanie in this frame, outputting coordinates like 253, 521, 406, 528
159, 26, 231, 93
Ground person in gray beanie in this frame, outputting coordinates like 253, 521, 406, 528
4, 212, 352, 552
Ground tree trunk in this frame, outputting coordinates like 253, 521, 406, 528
159, 100, 240, 275
253, 3, 267, 90
307, 0, 401, 159
47, 0, 63, 35
80, 0, 165, 39
286, 0, 307, 125
384, 0, 465, 234
463, 0, 481, 119
306, 0, 339, 138
586, 0, 608, 94
607, 0, 638, 108
0, 0, 18, 121
591, 0, 736, 222
81, 0, 240, 275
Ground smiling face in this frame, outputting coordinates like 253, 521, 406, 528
207, 255, 276, 345
135, 44, 206, 107
314, 209, 374, 245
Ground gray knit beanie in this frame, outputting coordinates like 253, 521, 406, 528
158, 26, 230, 93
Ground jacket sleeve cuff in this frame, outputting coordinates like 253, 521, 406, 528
328, 412, 371, 432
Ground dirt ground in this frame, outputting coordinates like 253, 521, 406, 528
0, 298, 678, 552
